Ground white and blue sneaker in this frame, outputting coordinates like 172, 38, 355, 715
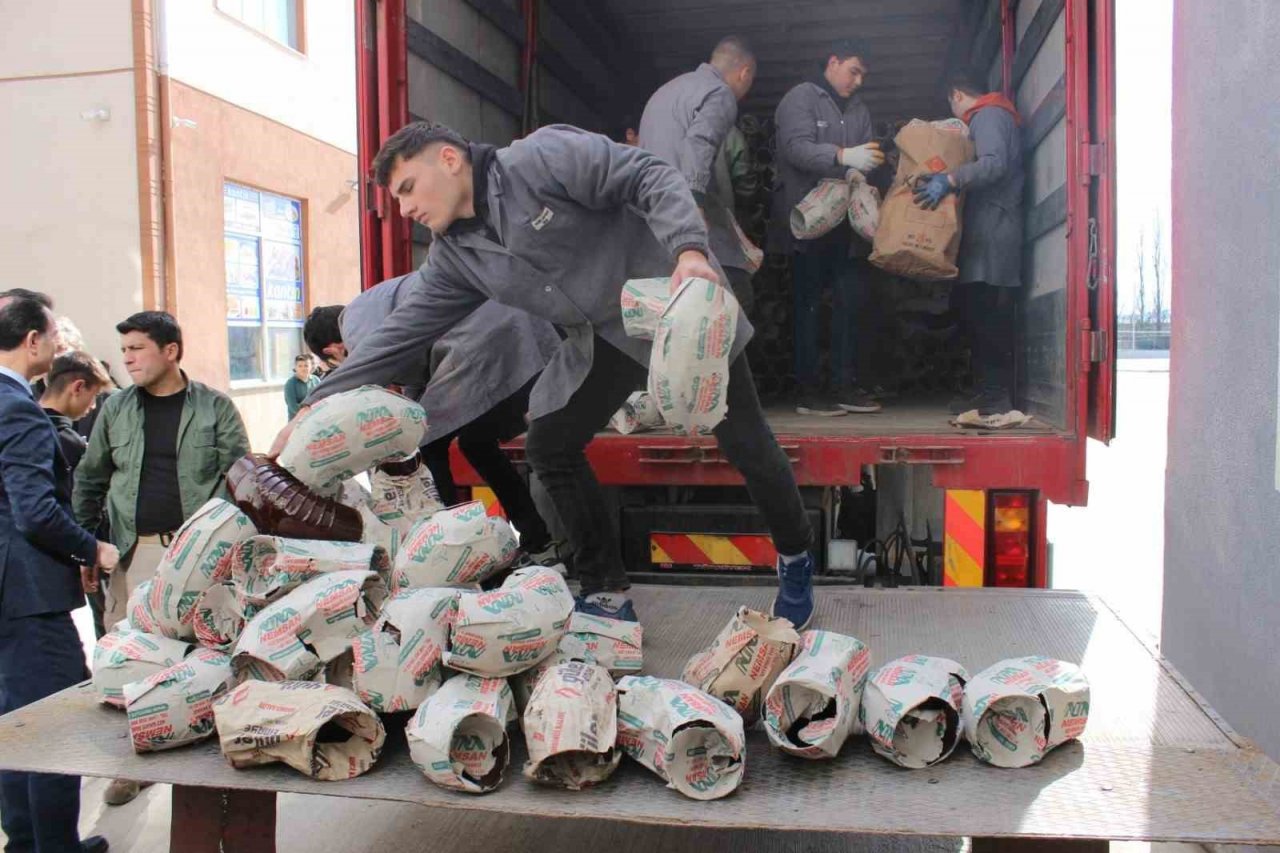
772, 553, 815, 630
574, 591, 638, 623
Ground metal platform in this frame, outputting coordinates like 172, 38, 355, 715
2, 587, 1278, 851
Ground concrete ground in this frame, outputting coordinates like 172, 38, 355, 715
4, 356, 1261, 851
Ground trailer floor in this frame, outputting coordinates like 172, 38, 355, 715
2, 588, 1278, 851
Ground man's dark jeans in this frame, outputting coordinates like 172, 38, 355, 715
793, 240, 863, 390
422, 377, 552, 552
0, 611, 89, 852
951, 281, 1016, 390
524, 336, 813, 595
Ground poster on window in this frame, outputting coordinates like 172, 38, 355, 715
224, 184, 261, 235
260, 194, 302, 243
263, 241, 303, 323
224, 235, 262, 321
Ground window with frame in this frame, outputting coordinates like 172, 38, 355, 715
216, 0, 302, 51
224, 182, 307, 384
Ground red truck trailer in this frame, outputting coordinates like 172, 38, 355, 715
353, 0, 1117, 591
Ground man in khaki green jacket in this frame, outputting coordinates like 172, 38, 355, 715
72, 311, 248, 804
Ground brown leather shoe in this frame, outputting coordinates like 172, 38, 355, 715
226, 454, 364, 541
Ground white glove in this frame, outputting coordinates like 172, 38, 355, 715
838, 142, 885, 173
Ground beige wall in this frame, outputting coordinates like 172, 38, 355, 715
159, 0, 357, 154
0, 0, 142, 371
163, 80, 360, 450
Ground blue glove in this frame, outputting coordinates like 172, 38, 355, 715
913, 173, 953, 210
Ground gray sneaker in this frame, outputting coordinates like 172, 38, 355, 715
796, 394, 847, 417
837, 390, 883, 413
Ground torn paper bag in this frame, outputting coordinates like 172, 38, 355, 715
616, 675, 746, 801
406, 673, 516, 794
523, 661, 621, 789
963, 656, 1090, 768
763, 630, 871, 759
682, 607, 800, 725
862, 655, 969, 769
214, 680, 385, 780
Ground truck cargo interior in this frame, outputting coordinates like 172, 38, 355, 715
364, 0, 1104, 443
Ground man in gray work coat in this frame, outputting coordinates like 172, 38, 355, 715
639, 35, 757, 312
272, 121, 819, 630
772, 39, 887, 417
914, 72, 1025, 415
303, 276, 563, 563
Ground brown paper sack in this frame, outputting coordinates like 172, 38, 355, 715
124, 648, 236, 753
847, 172, 883, 242
682, 607, 800, 725
232, 535, 390, 610
650, 277, 740, 436
763, 630, 871, 759
92, 630, 194, 708
616, 676, 746, 801
191, 582, 256, 651
791, 178, 852, 240
151, 499, 257, 640
869, 119, 975, 280
444, 565, 575, 678
278, 385, 427, 491
391, 502, 519, 590
214, 680, 385, 780
523, 661, 621, 789
405, 673, 516, 794
862, 655, 969, 768
962, 656, 1090, 768
232, 570, 386, 682
125, 578, 161, 634
351, 587, 457, 712
367, 454, 444, 537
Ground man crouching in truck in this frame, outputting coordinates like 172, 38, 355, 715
914, 72, 1025, 416
269, 121, 819, 630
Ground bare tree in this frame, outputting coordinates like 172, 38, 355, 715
1152, 214, 1166, 332
1134, 227, 1147, 326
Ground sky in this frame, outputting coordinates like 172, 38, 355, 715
1114, 0, 1172, 318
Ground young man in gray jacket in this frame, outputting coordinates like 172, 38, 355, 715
914, 73, 1025, 415
771, 39, 885, 416
271, 122, 819, 630
638, 36, 757, 312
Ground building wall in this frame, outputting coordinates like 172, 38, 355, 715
163, 80, 360, 450
158, 0, 357, 154
0, 0, 143, 369
1165, 0, 1280, 760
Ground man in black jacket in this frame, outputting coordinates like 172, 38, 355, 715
0, 293, 114, 853
39, 350, 114, 639
771, 39, 886, 416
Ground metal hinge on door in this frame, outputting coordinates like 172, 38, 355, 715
1085, 143, 1106, 177
1088, 329, 1108, 363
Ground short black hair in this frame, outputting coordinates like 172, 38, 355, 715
371, 122, 471, 188
45, 350, 111, 393
0, 288, 54, 309
826, 38, 870, 68
303, 305, 345, 360
946, 70, 988, 99
0, 297, 53, 351
294, 353, 311, 365
117, 311, 183, 361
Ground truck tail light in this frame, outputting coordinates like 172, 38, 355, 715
987, 491, 1034, 587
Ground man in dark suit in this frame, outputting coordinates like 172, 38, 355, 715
0, 293, 115, 853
